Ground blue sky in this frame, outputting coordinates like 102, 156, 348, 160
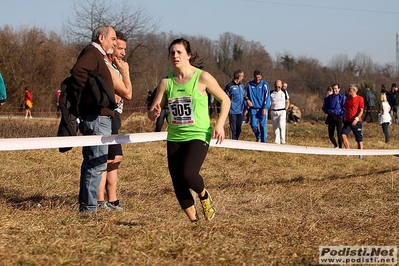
1, 0, 399, 66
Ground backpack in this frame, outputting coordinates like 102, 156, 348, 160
56, 76, 83, 152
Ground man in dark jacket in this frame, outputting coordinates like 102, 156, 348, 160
387, 83, 398, 124
363, 87, 376, 122
322, 83, 346, 148
70, 25, 117, 213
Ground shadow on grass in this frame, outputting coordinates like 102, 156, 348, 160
323, 167, 399, 182
125, 187, 174, 197
216, 167, 399, 190
0, 187, 77, 210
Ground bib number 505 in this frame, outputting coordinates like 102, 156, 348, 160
170, 103, 191, 116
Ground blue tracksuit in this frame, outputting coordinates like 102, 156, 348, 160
246, 79, 271, 142
225, 81, 246, 114
225, 81, 246, 140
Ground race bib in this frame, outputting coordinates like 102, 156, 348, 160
168, 96, 195, 125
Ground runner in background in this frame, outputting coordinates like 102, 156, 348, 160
24, 87, 33, 118
55, 88, 61, 117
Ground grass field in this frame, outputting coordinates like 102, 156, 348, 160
0, 114, 398, 265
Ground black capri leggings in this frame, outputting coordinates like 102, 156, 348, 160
167, 140, 209, 210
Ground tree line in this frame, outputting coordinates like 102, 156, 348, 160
0, 0, 397, 116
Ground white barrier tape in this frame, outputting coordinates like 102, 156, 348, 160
0, 132, 167, 151
210, 139, 399, 156
0, 132, 398, 156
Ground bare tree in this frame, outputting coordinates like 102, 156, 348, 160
215, 32, 245, 75
328, 54, 351, 73
62, 0, 162, 109
0, 25, 76, 114
352, 52, 373, 79
63, 0, 159, 52
242, 41, 273, 75
377, 63, 396, 79
327, 54, 353, 83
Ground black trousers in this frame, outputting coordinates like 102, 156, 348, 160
167, 140, 209, 209
327, 114, 343, 148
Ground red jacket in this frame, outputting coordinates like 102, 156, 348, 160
24, 90, 32, 102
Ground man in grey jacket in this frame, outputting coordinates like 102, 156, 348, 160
364, 87, 376, 122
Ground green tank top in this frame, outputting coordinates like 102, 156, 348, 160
166, 69, 212, 143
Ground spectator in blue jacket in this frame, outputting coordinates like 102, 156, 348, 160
225, 70, 246, 140
245, 70, 271, 143
322, 83, 346, 148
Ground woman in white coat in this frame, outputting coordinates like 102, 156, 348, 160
379, 92, 391, 143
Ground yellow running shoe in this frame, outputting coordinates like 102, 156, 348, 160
200, 190, 215, 220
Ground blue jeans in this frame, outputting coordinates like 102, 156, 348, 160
381, 122, 390, 143
249, 108, 267, 142
79, 115, 111, 212
155, 108, 170, 132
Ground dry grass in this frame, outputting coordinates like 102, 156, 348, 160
0, 114, 398, 265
